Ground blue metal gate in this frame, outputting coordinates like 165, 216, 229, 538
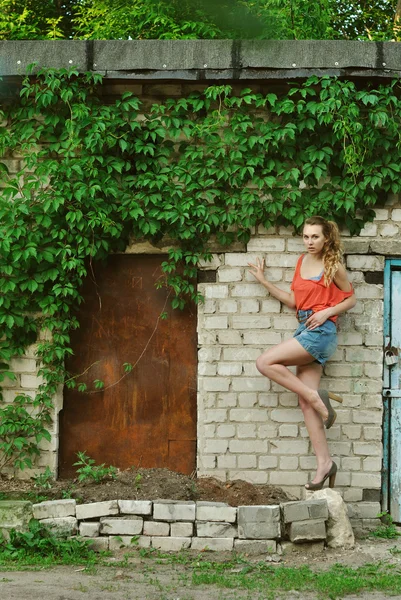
383, 259, 401, 522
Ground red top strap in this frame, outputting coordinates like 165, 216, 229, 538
291, 255, 353, 322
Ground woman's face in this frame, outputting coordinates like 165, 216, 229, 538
302, 224, 326, 256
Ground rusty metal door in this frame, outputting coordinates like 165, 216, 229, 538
58, 255, 197, 478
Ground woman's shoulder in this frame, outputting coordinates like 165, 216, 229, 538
332, 262, 353, 292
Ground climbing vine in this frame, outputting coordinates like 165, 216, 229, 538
0, 67, 400, 470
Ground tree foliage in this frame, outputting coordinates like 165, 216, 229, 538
0, 0, 400, 41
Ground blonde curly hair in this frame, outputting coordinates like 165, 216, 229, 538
304, 216, 343, 287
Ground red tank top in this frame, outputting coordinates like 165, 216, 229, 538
291, 255, 353, 322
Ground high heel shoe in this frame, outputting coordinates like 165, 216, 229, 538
317, 389, 337, 429
305, 461, 337, 491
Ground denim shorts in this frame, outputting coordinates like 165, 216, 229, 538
293, 309, 338, 366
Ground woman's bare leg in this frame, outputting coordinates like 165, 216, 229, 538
297, 363, 333, 485
256, 338, 330, 421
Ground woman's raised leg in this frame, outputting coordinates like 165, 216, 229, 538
256, 338, 330, 421
296, 362, 333, 486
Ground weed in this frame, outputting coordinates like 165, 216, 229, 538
371, 511, 401, 539
0, 520, 98, 566
134, 472, 142, 492
33, 467, 54, 490
73, 451, 118, 484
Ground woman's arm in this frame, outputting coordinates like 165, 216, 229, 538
248, 257, 296, 309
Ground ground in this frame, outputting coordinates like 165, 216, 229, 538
1, 538, 401, 599
0, 467, 293, 506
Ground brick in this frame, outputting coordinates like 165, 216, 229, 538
380, 223, 399, 236
231, 283, 267, 297
347, 502, 381, 519
217, 455, 237, 469
151, 537, 191, 551
351, 473, 381, 488
352, 285, 383, 299
279, 424, 299, 437
232, 379, 269, 392
289, 519, 326, 543
205, 409, 227, 423
196, 522, 237, 538
363, 426, 382, 440
215, 425, 235, 440
170, 522, 193, 537
198, 363, 217, 376
243, 331, 282, 345
392, 208, 401, 221
341, 457, 361, 471
238, 505, 280, 539
353, 442, 382, 456
234, 539, 277, 554
86, 537, 109, 552
346, 256, 384, 270
270, 472, 308, 486
353, 410, 382, 424
373, 208, 389, 220
239, 299, 260, 313
218, 300, 238, 313
191, 537, 234, 551
229, 408, 267, 422
20, 374, 44, 388
76, 501, 118, 520
238, 393, 257, 408
109, 535, 150, 550
237, 455, 257, 469
143, 521, 170, 536
232, 316, 271, 329
270, 440, 309, 455
259, 394, 279, 407
33, 499, 76, 520
204, 285, 228, 299
279, 456, 298, 470
223, 348, 261, 361
201, 300, 216, 314
10, 358, 36, 373
359, 223, 377, 236
153, 501, 196, 522
203, 378, 230, 392
100, 517, 143, 536
247, 238, 285, 252
217, 363, 242, 376
218, 268, 242, 282
229, 440, 267, 453
79, 522, 100, 537
216, 393, 237, 408
196, 502, 236, 523
204, 316, 228, 329
0, 501, 33, 532
273, 316, 298, 329
40, 517, 77, 537
228, 470, 268, 484
217, 331, 242, 344
282, 500, 328, 524
271, 408, 303, 423
280, 541, 325, 555
258, 456, 278, 469
198, 347, 222, 362
237, 423, 257, 437
204, 439, 229, 453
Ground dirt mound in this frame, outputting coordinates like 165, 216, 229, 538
0, 468, 295, 506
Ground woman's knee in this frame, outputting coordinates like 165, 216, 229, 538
256, 353, 274, 375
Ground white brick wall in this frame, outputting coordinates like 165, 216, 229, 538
196, 205, 401, 503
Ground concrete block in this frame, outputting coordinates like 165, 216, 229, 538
100, 517, 143, 536
289, 519, 326, 543
76, 501, 118, 520
118, 500, 152, 515
109, 535, 151, 550
234, 539, 277, 554
153, 501, 196, 522
0, 501, 33, 534
196, 522, 238, 538
170, 522, 194, 537
196, 502, 237, 523
33, 499, 76, 520
79, 522, 100, 537
238, 505, 280, 539
143, 521, 170, 536
282, 500, 328, 524
280, 541, 325, 555
191, 537, 234, 551
86, 537, 109, 552
152, 537, 191, 551
40, 517, 77, 537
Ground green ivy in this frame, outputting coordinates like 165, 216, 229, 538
0, 67, 400, 471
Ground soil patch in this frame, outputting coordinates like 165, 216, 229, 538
0, 468, 295, 506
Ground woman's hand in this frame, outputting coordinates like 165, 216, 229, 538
305, 308, 332, 330
248, 257, 267, 285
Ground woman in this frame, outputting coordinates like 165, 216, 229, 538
248, 216, 356, 490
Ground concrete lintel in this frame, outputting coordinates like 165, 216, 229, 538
0, 40, 400, 79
